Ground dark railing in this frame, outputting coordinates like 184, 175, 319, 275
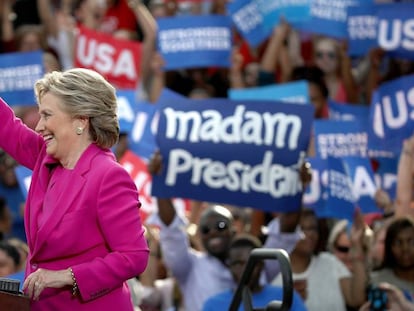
228, 248, 293, 311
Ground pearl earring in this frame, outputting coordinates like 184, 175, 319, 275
76, 127, 83, 135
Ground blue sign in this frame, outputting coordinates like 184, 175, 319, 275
314, 120, 369, 159
157, 15, 232, 70
158, 87, 187, 102
152, 98, 314, 212
0, 50, 44, 106
15, 165, 32, 199
328, 101, 370, 121
326, 157, 357, 220
258, 0, 311, 31
228, 80, 309, 104
127, 101, 159, 161
303, 157, 329, 217
347, 4, 378, 56
342, 156, 381, 214
304, 156, 357, 221
373, 156, 398, 201
116, 89, 136, 134
126, 88, 187, 160
298, 0, 364, 39
377, 3, 414, 60
368, 74, 414, 156
227, 0, 271, 47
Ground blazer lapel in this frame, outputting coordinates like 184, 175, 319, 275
32, 171, 87, 256
31, 144, 102, 258
25, 153, 58, 253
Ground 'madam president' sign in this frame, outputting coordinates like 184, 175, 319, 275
151, 98, 314, 212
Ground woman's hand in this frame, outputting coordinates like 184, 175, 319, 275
23, 268, 73, 300
350, 208, 365, 247
374, 189, 394, 215
380, 282, 414, 311
147, 150, 163, 175
402, 134, 414, 156
359, 283, 414, 311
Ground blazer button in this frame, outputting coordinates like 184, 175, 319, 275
31, 263, 38, 270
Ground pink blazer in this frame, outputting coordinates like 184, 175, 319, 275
0, 98, 149, 311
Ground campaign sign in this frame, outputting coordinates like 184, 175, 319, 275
304, 157, 356, 221
128, 101, 159, 161
303, 157, 330, 217
116, 89, 137, 134
368, 74, 414, 156
257, 0, 311, 31
127, 88, 188, 160
228, 80, 309, 104
325, 157, 357, 220
342, 156, 380, 214
157, 15, 232, 70
15, 165, 32, 199
347, 4, 378, 56
373, 156, 398, 200
328, 101, 370, 121
298, 0, 363, 39
0, 50, 43, 106
158, 87, 187, 103
314, 120, 369, 159
377, 3, 414, 60
227, 0, 271, 47
152, 98, 314, 212
75, 26, 142, 89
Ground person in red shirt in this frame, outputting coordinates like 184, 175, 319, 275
100, 0, 138, 38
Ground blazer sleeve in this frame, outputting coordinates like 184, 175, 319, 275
0, 97, 43, 169
72, 163, 149, 301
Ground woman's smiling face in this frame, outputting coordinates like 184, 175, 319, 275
35, 93, 78, 161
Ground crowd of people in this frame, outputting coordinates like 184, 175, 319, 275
0, 0, 414, 310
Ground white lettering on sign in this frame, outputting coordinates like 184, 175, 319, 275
378, 19, 414, 51
372, 87, 414, 138
163, 105, 302, 149
330, 169, 355, 202
77, 34, 137, 79
0, 65, 42, 92
232, 1, 262, 33
165, 149, 303, 198
317, 132, 368, 159
159, 27, 231, 53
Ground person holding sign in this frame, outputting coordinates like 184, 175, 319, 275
148, 150, 309, 311
368, 216, 414, 302
0, 68, 149, 311
202, 234, 308, 311
395, 135, 414, 219
359, 282, 414, 311
312, 36, 359, 104
272, 208, 368, 311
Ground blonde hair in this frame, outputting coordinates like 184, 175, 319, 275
328, 219, 374, 254
34, 68, 119, 148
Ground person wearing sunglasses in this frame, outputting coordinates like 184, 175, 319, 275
328, 220, 353, 272
202, 234, 307, 311
313, 36, 359, 104
328, 218, 373, 274
147, 150, 306, 311
272, 208, 368, 311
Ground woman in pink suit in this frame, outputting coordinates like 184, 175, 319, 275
0, 68, 149, 310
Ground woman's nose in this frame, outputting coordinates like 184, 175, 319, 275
34, 120, 43, 133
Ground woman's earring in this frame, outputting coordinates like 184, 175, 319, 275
76, 127, 83, 135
